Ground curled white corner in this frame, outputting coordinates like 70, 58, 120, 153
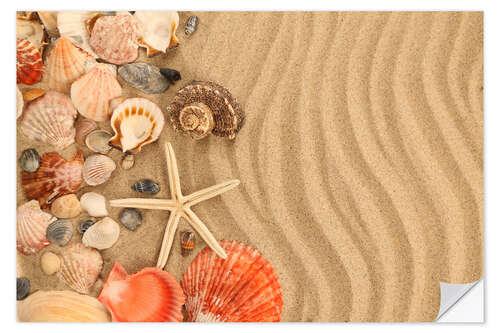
436, 279, 482, 321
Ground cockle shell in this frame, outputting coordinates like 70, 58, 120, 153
85, 130, 112, 154
57, 11, 100, 57
82, 154, 116, 186
185, 16, 199, 36
16, 200, 56, 255
40, 251, 61, 275
167, 81, 244, 140
180, 231, 195, 257
19, 148, 40, 173
82, 217, 120, 250
37, 11, 59, 37
119, 208, 142, 231
17, 277, 31, 301
181, 240, 284, 322
118, 63, 169, 94
16, 39, 43, 85
21, 150, 84, 209
134, 11, 180, 57
80, 192, 108, 217
46, 219, 73, 247
17, 85, 24, 119
131, 179, 160, 194
109, 98, 165, 153
17, 290, 111, 322
58, 243, 103, 294
50, 194, 82, 218
98, 262, 184, 322
75, 117, 98, 145
17, 16, 45, 49
71, 63, 122, 122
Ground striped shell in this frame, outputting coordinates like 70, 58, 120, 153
181, 240, 283, 322
134, 11, 180, 57
74, 118, 98, 145
46, 219, 73, 247
16, 200, 56, 255
16, 39, 43, 85
57, 11, 100, 57
17, 85, 24, 119
80, 192, 108, 217
82, 154, 116, 186
180, 231, 195, 256
82, 217, 120, 250
50, 194, 82, 218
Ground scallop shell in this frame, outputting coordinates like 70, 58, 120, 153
58, 243, 103, 294
74, 117, 98, 145
119, 208, 142, 231
167, 81, 244, 140
71, 63, 122, 122
17, 16, 45, 49
134, 11, 180, 57
37, 11, 59, 37
57, 11, 100, 57
19, 148, 40, 173
109, 98, 165, 153
17, 277, 31, 301
17, 290, 111, 322
181, 240, 283, 322
40, 251, 61, 275
46, 219, 73, 247
21, 150, 84, 209
98, 262, 184, 322
85, 130, 112, 154
180, 231, 195, 257
16, 200, 56, 255
16, 39, 43, 85
46, 37, 93, 93
50, 194, 82, 218
121, 154, 135, 170
82, 154, 116, 186
82, 217, 120, 250
79, 220, 95, 235
80, 192, 108, 217
89, 14, 140, 65
131, 179, 160, 194
17, 85, 24, 119
118, 63, 169, 94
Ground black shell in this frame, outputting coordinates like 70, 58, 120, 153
19, 148, 40, 173
160, 68, 181, 83
17, 277, 30, 301
78, 220, 95, 235
131, 179, 160, 194
119, 208, 142, 231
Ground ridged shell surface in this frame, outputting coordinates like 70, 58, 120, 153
134, 11, 179, 56
17, 201, 56, 255
46, 219, 73, 247
74, 118, 98, 145
50, 194, 82, 218
58, 243, 103, 294
57, 11, 99, 57
82, 217, 120, 250
82, 154, 116, 186
16, 39, 43, 85
80, 192, 108, 217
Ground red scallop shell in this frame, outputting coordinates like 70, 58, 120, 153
98, 262, 185, 322
181, 240, 284, 322
17, 38, 43, 85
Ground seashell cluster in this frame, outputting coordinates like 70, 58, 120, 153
17, 277, 30, 301
119, 208, 142, 231
180, 231, 195, 256
40, 251, 61, 275
83, 154, 116, 186
17, 85, 24, 119
131, 179, 160, 194
185, 16, 199, 36
17, 200, 56, 255
57, 11, 100, 57
75, 118, 98, 145
121, 154, 135, 170
85, 130, 112, 154
80, 192, 108, 217
51, 194, 81, 218
118, 63, 169, 94
16, 38, 43, 85
46, 219, 73, 247
134, 11, 180, 57
82, 217, 120, 250
58, 243, 103, 294
19, 148, 40, 173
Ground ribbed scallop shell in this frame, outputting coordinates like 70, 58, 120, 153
17, 290, 111, 322
16, 39, 43, 85
57, 11, 99, 57
46, 37, 93, 93
82, 154, 116, 186
50, 194, 81, 218
57, 243, 103, 294
82, 217, 120, 250
17, 85, 24, 119
74, 118, 98, 145
134, 11, 179, 57
109, 98, 165, 153
181, 240, 283, 322
16, 201, 56, 255
71, 63, 122, 122
19, 91, 77, 150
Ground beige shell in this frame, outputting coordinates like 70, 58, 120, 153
17, 290, 111, 322
37, 11, 59, 37
82, 154, 116, 186
50, 194, 82, 218
74, 117, 98, 145
121, 154, 135, 170
82, 217, 120, 250
40, 251, 61, 275
16, 86, 24, 119
57, 11, 100, 57
85, 130, 112, 154
80, 192, 108, 217
134, 11, 180, 57
16, 16, 45, 50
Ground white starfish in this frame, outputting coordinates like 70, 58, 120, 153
110, 141, 239, 269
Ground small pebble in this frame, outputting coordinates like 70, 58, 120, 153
17, 277, 30, 301
119, 208, 142, 231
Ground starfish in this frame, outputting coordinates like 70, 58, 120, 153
109, 141, 239, 269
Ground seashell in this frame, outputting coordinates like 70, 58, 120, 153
109, 98, 165, 153
23, 88, 45, 102
134, 11, 180, 57
89, 14, 140, 65
17, 16, 45, 49
46, 37, 94, 93
58, 243, 103, 294
37, 11, 59, 37
16, 200, 56, 255
71, 63, 122, 122
40, 251, 61, 275
17, 86, 24, 119
180, 231, 195, 257
185, 16, 199, 36
118, 63, 169, 94
16, 39, 43, 85
17, 277, 30, 301
159, 68, 181, 83
82, 217, 120, 250
119, 208, 142, 231
131, 179, 160, 194
50, 194, 82, 218
17, 290, 111, 322
21, 150, 84, 209
80, 192, 108, 217
19, 148, 40, 173
79, 220, 95, 235
46, 219, 73, 247
85, 130, 112, 154
57, 11, 100, 57
82, 154, 116, 186
181, 240, 283, 322
74, 117, 98, 145
98, 261, 184, 322
121, 154, 135, 170
109, 97, 126, 113
167, 81, 244, 140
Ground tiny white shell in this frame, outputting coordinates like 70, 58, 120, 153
80, 192, 108, 217
82, 217, 120, 250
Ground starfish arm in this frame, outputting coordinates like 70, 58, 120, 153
183, 208, 227, 259
184, 179, 240, 207
157, 209, 182, 269
165, 142, 183, 201
109, 198, 177, 210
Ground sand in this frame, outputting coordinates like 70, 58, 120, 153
17, 12, 483, 322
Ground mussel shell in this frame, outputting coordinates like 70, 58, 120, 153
46, 219, 73, 247
119, 208, 142, 231
131, 179, 160, 194
160, 68, 181, 83
79, 220, 95, 235
17, 277, 30, 301
19, 148, 40, 173
85, 130, 112, 154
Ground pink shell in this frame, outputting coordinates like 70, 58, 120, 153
58, 243, 103, 294
75, 118, 98, 145
17, 200, 57, 255
83, 154, 116, 186
17, 38, 43, 85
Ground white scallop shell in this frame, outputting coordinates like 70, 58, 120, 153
82, 154, 116, 186
80, 192, 108, 217
57, 11, 99, 57
82, 217, 120, 250
134, 11, 179, 56
17, 200, 56, 255
17, 86, 24, 119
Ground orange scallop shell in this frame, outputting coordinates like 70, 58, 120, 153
16, 38, 43, 85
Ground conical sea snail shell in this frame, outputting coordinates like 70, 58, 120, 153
50, 194, 82, 218
167, 81, 244, 140
134, 11, 180, 57
58, 243, 103, 294
82, 217, 120, 250
80, 192, 108, 217
17, 200, 56, 255
16, 38, 43, 85
82, 154, 116, 186
57, 11, 100, 57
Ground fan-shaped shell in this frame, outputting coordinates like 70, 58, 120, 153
21, 150, 84, 209
17, 290, 111, 322
17, 16, 45, 49
82, 217, 120, 250
109, 98, 165, 153
16, 85, 24, 119
71, 63, 122, 122
74, 118, 98, 145
58, 243, 103, 294
50, 194, 82, 218
57, 11, 100, 57
16, 39, 43, 85
82, 154, 116, 186
98, 262, 184, 322
80, 192, 108, 217
46, 219, 73, 247
17, 201, 56, 255
181, 240, 283, 322
134, 11, 179, 57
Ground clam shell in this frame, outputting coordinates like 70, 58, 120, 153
131, 179, 160, 194
79, 220, 95, 235
118, 63, 169, 94
82, 154, 116, 186
17, 200, 56, 255
121, 154, 135, 170
119, 208, 142, 231
37, 11, 59, 37
180, 231, 195, 257
57, 11, 100, 57
19, 91, 77, 150
46, 219, 73, 247
82, 217, 120, 250
16, 38, 43, 85
17, 290, 111, 322
80, 192, 108, 217
71, 63, 122, 122
134, 11, 179, 56
181, 240, 283, 322
58, 243, 103, 294
17, 85, 24, 119
75, 118, 98, 145
50, 194, 82, 219
17, 277, 30, 301
17, 16, 45, 49
109, 98, 165, 153
19, 148, 40, 173
40, 251, 61, 275
85, 130, 112, 154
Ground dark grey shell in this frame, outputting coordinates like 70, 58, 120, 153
17, 277, 30, 301
46, 219, 73, 246
131, 179, 160, 194
119, 208, 142, 231
160, 68, 181, 83
19, 148, 40, 173
185, 16, 199, 36
78, 220, 95, 235
118, 62, 169, 94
